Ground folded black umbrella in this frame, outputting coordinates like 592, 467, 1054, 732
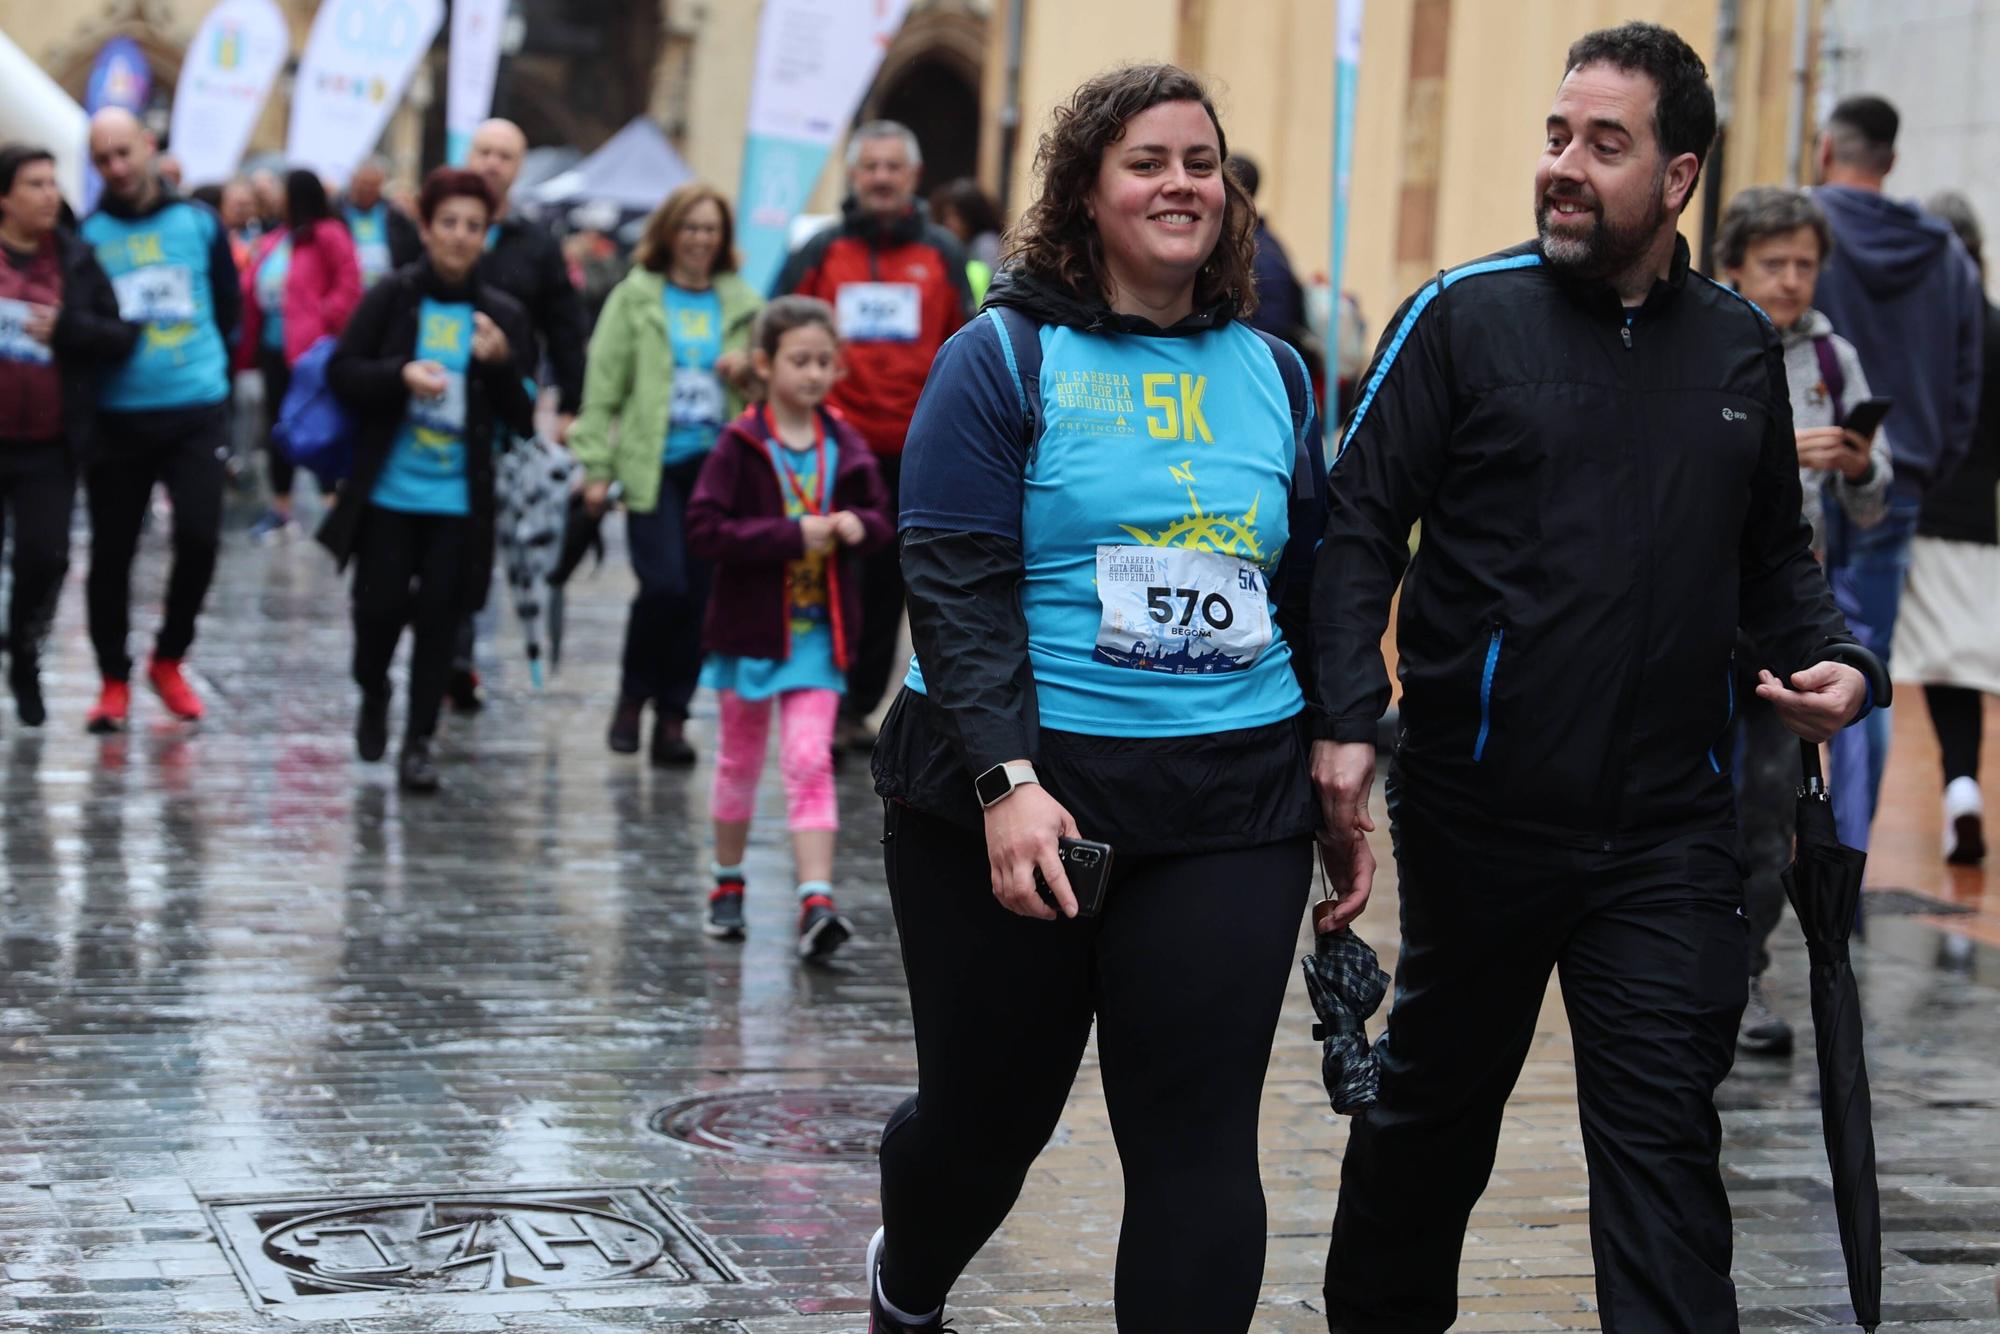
547, 489, 611, 668
1782, 738, 1881, 1333
1302, 905, 1390, 1115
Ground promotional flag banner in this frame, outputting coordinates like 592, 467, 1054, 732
446, 0, 508, 165
287, 0, 444, 186
737, 0, 911, 294
1328, 0, 1364, 451
83, 36, 152, 210
169, 0, 289, 189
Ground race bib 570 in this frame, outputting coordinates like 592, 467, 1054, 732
1092, 544, 1273, 674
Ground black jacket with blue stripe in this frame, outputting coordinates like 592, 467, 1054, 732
1312, 236, 1870, 850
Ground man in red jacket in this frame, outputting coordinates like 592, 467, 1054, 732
773, 121, 973, 749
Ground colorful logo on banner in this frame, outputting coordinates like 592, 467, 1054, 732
287, 0, 444, 185
737, 0, 910, 294
446, 0, 508, 164
170, 0, 289, 188
82, 38, 152, 212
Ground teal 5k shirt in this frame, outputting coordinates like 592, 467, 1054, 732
83, 201, 230, 411
372, 298, 475, 515
900, 314, 1308, 738
255, 237, 291, 352
662, 283, 726, 466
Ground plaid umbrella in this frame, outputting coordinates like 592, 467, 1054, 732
1782, 738, 1882, 1333
1302, 895, 1390, 1115
495, 436, 578, 688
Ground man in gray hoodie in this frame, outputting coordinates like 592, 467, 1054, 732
1811, 93, 1984, 850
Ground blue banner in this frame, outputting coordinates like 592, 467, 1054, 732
738, 134, 834, 296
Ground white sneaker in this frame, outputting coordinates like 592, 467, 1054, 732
1944, 776, 1985, 865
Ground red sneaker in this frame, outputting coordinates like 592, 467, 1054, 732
86, 679, 131, 734
146, 656, 205, 721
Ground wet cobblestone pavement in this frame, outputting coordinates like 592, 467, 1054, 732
4, 506, 2000, 1332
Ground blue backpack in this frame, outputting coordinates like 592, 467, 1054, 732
273, 336, 357, 487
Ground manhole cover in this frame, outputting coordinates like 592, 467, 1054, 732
202, 1185, 735, 1309
650, 1086, 912, 1162
1863, 887, 1977, 918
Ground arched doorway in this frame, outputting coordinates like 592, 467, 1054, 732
871, 55, 979, 196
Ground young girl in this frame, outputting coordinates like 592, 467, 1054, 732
685, 297, 892, 958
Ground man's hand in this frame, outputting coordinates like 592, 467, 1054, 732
23, 302, 58, 345
981, 779, 1082, 919
1755, 662, 1868, 743
1311, 739, 1378, 926
402, 359, 448, 398
1794, 426, 1872, 481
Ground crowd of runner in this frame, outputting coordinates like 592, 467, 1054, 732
0, 24, 1995, 1330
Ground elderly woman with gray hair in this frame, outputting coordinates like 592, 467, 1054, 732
1713, 184, 1894, 1056
1894, 190, 2000, 869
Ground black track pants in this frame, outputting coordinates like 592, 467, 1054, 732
876, 800, 1311, 1332
1325, 774, 1748, 1334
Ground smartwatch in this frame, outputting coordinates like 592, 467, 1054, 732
975, 761, 1040, 809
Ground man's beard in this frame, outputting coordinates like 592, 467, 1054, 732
1536, 180, 1667, 281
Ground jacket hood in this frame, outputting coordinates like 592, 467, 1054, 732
1816, 185, 1958, 297
1777, 305, 1834, 346
982, 263, 1238, 337
839, 195, 931, 247
94, 178, 185, 222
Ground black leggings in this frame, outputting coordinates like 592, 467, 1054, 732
0, 439, 75, 679
876, 801, 1311, 1331
350, 506, 469, 741
1927, 683, 1985, 785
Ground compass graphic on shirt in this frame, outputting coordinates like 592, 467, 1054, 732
1117, 461, 1264, 561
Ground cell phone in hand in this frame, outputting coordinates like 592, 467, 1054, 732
1034, 836, 1116, 918
1842, 396, 1892, 440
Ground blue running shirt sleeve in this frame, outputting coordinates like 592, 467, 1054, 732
898, 315, 1030, 538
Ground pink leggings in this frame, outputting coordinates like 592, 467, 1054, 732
711, 688, 841, 830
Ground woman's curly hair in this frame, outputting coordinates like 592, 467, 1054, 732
1004, 63, 1257, 317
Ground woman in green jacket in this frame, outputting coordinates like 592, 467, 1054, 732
572, 184, 761, 763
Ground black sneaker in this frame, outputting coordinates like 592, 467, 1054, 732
1737, 976, 1794, 1056
11, 667, 45, 728
356, 688, 390, 762
445, 667, 485, 714
650, 715, 696, 768
607, 697, 643, 754
398, 738, 441, 794
706, 883, 746, 940
797, 893, 852, 961
866, 1227, 954, 1332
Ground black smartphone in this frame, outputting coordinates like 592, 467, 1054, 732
1034, 837, 1116, 918
1842, 396, 1893, 439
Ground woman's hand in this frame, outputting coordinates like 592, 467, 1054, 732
402, 359, 448, 398
798, 514, 836, 553
23, 302, 58, 345
715, 349, 751, 387
1795, 426, 1871, 479
830, 510, 867, 546
983, 780, 1082, 919
581, 479, 615, 516
470, 311, 510, 365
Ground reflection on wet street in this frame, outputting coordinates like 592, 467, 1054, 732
3, 514, 1998, 1331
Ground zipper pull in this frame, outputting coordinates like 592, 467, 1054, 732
1620, 324, 1633, 349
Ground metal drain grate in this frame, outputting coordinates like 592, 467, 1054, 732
202, 1184, 736, 1309
650, 1086, 913, 1162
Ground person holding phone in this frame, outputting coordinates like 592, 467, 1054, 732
862, 64, 1343, 1333
1714, 185, 1892, 1057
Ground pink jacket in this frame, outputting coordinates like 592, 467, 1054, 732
237, 219, 363, 368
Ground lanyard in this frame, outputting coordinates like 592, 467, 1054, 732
760, 405, 829, 517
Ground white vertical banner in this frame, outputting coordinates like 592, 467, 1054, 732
0, 30, 88, 206
1328, 0, 1364, 450
287, 0, 445, 186
738, 0, 912, 293
446, 0, 508, 165
170, 0, 290, 189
